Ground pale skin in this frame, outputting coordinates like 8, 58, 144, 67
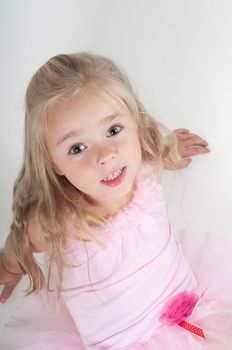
0, 93, 210, 303
174, 128, 210, 168
47, 93, 143, 217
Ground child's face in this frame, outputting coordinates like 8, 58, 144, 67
46, 91, 142, 215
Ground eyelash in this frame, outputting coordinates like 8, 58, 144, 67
68, 124, 124, 155
69, 144, 86, 155
106, 124, 123, 137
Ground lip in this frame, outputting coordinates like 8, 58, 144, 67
100, 166, 127, 187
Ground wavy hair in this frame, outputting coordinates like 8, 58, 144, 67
9, 52, 181, 298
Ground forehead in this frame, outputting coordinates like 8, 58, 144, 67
47, 91, 130, 130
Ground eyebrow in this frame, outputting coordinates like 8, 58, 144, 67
56, 113, 121, 145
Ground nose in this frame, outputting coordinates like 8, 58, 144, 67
96, 143, 117, 166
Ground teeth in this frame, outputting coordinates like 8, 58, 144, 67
104, 167, 123, 181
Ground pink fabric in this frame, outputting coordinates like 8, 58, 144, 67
1, 161, 232, 349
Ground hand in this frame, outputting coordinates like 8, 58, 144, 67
0, 251, 23, 303
175, 128, 210, 168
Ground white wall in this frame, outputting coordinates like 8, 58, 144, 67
85, 0, 232, 235
0, 0, 101, 245
0, 0, 232, 250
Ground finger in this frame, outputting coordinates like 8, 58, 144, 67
184, 147, 211, 157
0, 284, 16, 303
177, 133, 208, 145
182, 137, 209, 147
174, 128, 189, 135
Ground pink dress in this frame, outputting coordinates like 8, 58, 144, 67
1, 162, 232, 349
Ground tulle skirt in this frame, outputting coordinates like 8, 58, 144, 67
1, 230, 232, 350
134, 230, 232, 350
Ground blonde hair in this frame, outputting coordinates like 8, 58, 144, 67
10, 52, 180, 298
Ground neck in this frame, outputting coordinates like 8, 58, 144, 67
86, 183, 136, 220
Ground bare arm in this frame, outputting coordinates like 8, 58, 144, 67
0, 240, 23, 303
0, 212, 46, 303
1, 235, 23, 274
27, 212, 46, 253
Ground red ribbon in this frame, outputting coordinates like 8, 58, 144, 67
178, 320, 205, 338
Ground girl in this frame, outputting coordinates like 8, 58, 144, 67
0, 52, 231, 350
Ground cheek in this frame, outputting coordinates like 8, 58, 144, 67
129, 133, 142, 153
64, 171, 91, 194
132, 135, 142, 163
64, 161, 96, 190
51, 157, 66, 176
47, 146, 67, 175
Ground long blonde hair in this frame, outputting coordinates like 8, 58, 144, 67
10, 52, 180, 297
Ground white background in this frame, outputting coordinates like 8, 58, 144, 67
0, 0, 232, 330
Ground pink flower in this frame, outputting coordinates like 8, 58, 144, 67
159, 291, 199, 326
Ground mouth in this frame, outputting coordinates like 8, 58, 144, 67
100, 166, 127, 187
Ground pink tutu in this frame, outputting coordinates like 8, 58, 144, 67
134, 230, 232, 350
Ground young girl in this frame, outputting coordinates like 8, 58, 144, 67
0, 52, 231, 350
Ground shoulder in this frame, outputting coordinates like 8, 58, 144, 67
27, 210, 46, 252
27, 207, 76, 253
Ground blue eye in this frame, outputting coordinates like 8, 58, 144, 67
107, 125, 123, 137
69, 144, 86, 155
